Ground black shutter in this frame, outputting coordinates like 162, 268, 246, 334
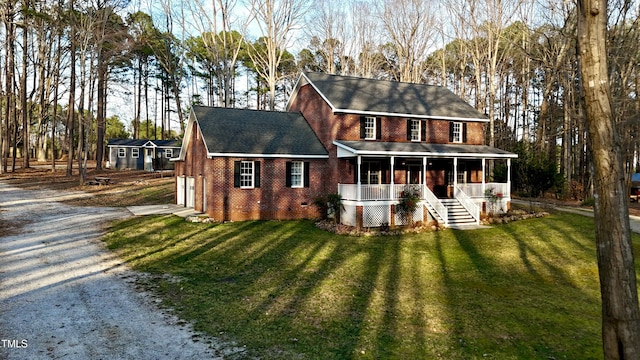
254, 161, 261, 188
304, 162, 310, 187
462, 123, 468, 143
449, 122, 454, 142
421, 120, 427, 141
406, 119, 412, 141
286, 161, 292, 187
234, 161, 241, 187
376, 117, 382, 139
360, 116, 366, 139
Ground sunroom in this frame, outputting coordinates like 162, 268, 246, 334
334, 140, 518, 228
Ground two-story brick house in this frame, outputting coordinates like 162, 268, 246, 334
173, 72, 517, 227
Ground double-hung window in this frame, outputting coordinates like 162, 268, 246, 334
290, 161, 303, 188
165, 149, 173, 158
410, 119, 421, 141
131, 148, 139, 158
240, 161, 254, 188
234, 161, 260, 188
118, 148, 126, 158
286, 161, 309, 188
364, 116, 376, 140
451, 122, 462, 143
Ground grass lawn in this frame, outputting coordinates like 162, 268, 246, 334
102, 212, 640, 359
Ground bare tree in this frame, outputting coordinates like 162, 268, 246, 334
377, 0, 437, 83
576, 0, 640, 358
246, 0, 308, 110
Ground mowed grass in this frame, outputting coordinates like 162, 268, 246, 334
102, 212, 640, 359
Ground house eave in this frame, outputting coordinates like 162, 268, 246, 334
333, 140, 518, 159
332, 109, 489, 122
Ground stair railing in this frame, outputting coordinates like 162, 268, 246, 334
454, 185, 481, 225
423, 185, 448, 227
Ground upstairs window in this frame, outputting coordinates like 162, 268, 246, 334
449, 122, 467, 143
360, 116, 381, 140
407, 119, 427, 142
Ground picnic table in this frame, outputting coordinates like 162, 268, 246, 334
88, 176, 111, 185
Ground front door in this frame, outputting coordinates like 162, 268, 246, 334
407, 164, 422, 184
145, 148, 154, 171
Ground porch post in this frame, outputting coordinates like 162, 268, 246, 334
482, 158, 486, 195
390, 156, 395, 197
453, 157, 458, 188
423, 156, 427, 198
357, 155, 362, 201
507, 158, 512, 195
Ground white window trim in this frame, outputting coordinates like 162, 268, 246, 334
131, 148, 139, 158
365, 116, 376, 140
290, 161, 304, 188
410, 119, 421, 142
165, 149, 173, 158
118, 148, 126, 158
452, 122, 462, 143
240, 161, 255, 189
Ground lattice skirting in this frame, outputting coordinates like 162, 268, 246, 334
363, 205, 391, 227
394, 203, 424, 226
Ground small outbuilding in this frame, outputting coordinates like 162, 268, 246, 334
107, 139, 181, 171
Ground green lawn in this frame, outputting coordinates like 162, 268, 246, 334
102, 212, 640, 359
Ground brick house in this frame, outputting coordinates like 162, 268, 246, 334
174, 72, 517, 227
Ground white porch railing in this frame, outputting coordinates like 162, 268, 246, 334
339, 183, 510, 201
455, 183, 510, 199
454, 185, 480, 224
338, 184, 424, 201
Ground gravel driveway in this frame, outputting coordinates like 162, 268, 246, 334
0, 181, 238, 359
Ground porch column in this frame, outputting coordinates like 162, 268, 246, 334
507, 158, 512, 195
482, 158, 486, 195
357, 155, 362, 201
390, 156, 395, 188
453, 157, 458, 188
423, 156, 427, 198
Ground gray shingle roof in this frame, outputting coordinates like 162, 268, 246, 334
335, 140, 517, 158
300, 72, 488, 121
191, 106, 328, 157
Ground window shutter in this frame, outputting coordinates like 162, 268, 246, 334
254, 161, 261, 188
304, 162, 310, 188
233, 161, 241, 187
449, 122, 454, 142
360, 116, 366, 139
421, 120, 427, 141
286, 161, 292, 187
376, 117, 382, 139
406, 120, 412, 141
462, 123, 468, 143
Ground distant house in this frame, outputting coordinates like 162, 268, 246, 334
173, 72, 517, 228
107, 139, 181, 171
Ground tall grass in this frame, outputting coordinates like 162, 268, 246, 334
103, 212, 640, 359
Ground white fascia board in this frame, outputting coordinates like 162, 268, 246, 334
176, 113, 196, 161
333, 140, 517, 159
333, 109, 489, 123
207, 152, 329, 159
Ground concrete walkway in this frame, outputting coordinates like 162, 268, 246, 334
126, 204, 202, 217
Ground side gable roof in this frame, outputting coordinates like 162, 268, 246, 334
178, 106, 328, 159
287, 72, 488, 122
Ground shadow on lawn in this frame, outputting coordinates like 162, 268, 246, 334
107, 218, 605, 359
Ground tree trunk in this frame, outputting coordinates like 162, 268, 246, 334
577, 1, 640, 359
66, 0, 75, 177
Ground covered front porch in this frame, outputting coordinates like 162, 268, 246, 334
334, 140, 518, 228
